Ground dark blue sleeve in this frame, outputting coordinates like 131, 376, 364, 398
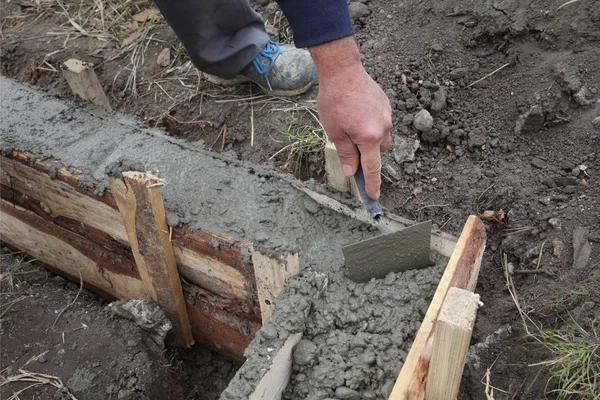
277, 0, 355, 48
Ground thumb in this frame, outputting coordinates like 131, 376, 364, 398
358, 144, 382, 199
332, 136, 360, 177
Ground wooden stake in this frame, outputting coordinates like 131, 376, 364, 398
250, 249, 300, 322
62, 59, 112, 111
389, 215, 486, 400
108, 171, 193, 347
324, 142, 360, 199
425, 287, 481, 400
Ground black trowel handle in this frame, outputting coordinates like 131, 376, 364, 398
354, 164, 383, 222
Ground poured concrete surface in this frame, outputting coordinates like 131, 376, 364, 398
0, 76, 377, 270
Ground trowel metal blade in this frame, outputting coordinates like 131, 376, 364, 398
343, 220, 432, 283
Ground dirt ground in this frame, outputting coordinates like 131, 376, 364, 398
1, 0, 599, 398
0, 252, 240, 399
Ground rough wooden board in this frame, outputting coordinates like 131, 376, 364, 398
389, 215, 486, 400
0, 200, 145, 300
0, 156, 128, 244
324, 141, 360, 198
62, 58, 112, 111
174, 246, 248, 300
109, 171, 193, 347
425, 288, 481, 400
249, 332, 303, 400
250, 250, 300, 322
343, 221, 432, 282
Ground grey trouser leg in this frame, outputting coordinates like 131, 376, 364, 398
154, 0, 269, 78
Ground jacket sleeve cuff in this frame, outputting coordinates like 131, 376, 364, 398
277, 0, 355, 48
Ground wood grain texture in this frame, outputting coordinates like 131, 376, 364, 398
62, 58, 112, 111
389, 215, 486, 400
250, 250, 300, 322
425, 288, 480, 400
1, 156, 128, 245
324, 142, 360, 198
250, 333, 303, 400
109, 171, 193, 347
0, 200, 144, 299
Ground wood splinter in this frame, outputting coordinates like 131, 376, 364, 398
108, 171, 193, 347
62, 58, 112, 111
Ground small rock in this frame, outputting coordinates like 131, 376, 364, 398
449, 67, 469, 80
560, 161, 576, 172
561, 185, 577, 194
592, 116, 600, 130
514, 105, 544, 134
573, 85, 592, 106
118, 389, 133, 400
555, 176, 578, 187
531, 157, 545, 169
156, 47, 171, 67
538, 196, 551, 206
260, 324, 278, 341
552, 240, 565, 258
109, 300, 172, 347
127, 339, 137, 347
419, 87, 432, 109
573, 227, 591, 269
405, 97, 418, 109
349, 2, 370, 19
383, 163, 401, 181
165, 211, 180, 227
413, 109, 433, 132
393, 136, 420, 164
402, 113, 414, 126
430, 87, 447, 114
38, 355, 47, 363
548, 218, 562, 230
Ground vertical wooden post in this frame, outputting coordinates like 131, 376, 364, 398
250, 249, 300, 322
324, 142, 360, 199
108, 171, 193, 347
62, 58, 112, 111
425, 287, 481, 400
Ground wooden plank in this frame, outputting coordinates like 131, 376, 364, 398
109, 171, 193, 347
249, 333, 303, 400
0, 156, 128, 245
62, 58, 112, 111
0, 200, 144, 300
250, 250, 300, 322
389, 215, 485, 400
174, 246, 249, 301
324, 142, 360, 198
425, 287, 481, 400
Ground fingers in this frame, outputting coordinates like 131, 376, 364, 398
359, 144, 382, 199
333, 135, 360, 176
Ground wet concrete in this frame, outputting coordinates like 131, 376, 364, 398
0, 76, 377, 269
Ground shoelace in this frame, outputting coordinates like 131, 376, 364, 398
252, 40, 280, 90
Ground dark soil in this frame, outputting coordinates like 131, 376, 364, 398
1, 0, 599, 398
0, 253, 240, 399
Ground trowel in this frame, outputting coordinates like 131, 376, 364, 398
342, 164, 432, 282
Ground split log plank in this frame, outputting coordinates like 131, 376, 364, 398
250, 250, 300, 322
324, 142, 360, 198
174, 246, 248, 301
62, 59, 112, 111
425, 287, 481, 400
389, 215, 485, 400
0, 200, 145, 300
249, 333, 303, 400
0, 156, 128, 245
109, 171, 193, 347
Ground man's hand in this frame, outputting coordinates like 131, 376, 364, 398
309, 36, 392, 199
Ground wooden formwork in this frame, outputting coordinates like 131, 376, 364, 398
0, 151, 298, 359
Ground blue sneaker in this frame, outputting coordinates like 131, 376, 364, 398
205, 41, 317, 97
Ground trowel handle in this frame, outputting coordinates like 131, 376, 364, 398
354, 164, 383, 221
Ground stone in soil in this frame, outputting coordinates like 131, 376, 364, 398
392, 136, 420, 164
349, 2, 370, 20
413, 109, 433, 133
514, 105, 544, 134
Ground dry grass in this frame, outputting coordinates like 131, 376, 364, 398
0, 369, 77, 400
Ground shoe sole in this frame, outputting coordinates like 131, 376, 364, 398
203, 72, 315, 97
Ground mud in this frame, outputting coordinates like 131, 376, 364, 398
0, 76, 377, 269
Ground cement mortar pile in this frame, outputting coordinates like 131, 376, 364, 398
222, 251, 446, 399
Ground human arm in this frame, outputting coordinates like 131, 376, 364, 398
276, 1, 392, 199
